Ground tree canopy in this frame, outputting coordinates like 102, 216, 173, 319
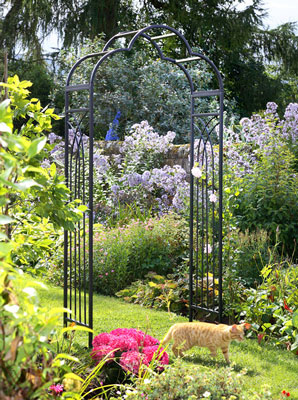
1, 0, 297, 116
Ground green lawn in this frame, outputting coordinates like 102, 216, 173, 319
19, 274, 298, 399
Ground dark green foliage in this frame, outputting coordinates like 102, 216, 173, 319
141, 0, 298, 117
54, 39, 222, 142
8, 59, 54, 106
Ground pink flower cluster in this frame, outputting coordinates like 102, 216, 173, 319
91, 328, 169, 375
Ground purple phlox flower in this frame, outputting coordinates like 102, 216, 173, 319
41, 159, 51, 169
94, 154, 110, 172
111, 184, 120, 194
127, 172, 142, 187
142, 170, 151, 183
48, 132, 60, 144
68, 129, 89, 152
265, 102, 278, 115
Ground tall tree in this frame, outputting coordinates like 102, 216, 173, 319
140, 0, 298, 115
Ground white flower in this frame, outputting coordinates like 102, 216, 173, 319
203, 391, 211, 397
209, 193, 217, 203
4, 304, 19, 314
191, 166, 202, 178
143, 379, 151, 385
204, 244, 212, 254
23, 287, 37, 297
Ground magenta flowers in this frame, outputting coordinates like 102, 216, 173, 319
91, 328, 168, 375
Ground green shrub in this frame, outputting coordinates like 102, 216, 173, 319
0, 266, 87, 399
112, 359, 272, 400
93, 213, 188, 295
0, 76, 87, 276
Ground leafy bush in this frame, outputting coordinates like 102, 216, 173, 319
93, 213, 188, 295
240, 261, 298, 352
0, 76, 87, 275
112, 359, 272, 400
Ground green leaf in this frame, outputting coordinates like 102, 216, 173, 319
0, 215, 15, 225
61, 325, 93, 334
290, 335, 298, 351
292, 312, 298, 329
0, 242, 15, 257
0, 122, 12, 133
15, 179, 43, 191
63, 372, 84, 382
27, 136, 47, 159
0, 232, 8, 240
54, 353, 80, 363
49, 163, 56, 177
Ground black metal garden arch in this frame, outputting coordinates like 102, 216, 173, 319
64, 24, 224, 347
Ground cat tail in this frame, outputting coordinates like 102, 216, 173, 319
162, 325, 175, 344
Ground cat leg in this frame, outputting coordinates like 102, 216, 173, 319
172, 341, 187, 357
172, 344, 184, 357
208, 346, 217, 359
221, 346, 230, 363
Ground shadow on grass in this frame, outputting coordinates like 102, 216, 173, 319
181, 353, 257, 376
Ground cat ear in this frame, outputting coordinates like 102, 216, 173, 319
231, 324, 238, 333
244, 323, 251, 330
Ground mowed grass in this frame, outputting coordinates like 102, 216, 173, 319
19, 274, 298, 399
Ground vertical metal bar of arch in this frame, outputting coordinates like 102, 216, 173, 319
189, 95, 195, 322
218, 92, 224, 322
88, 82, 94, 348
63, 91, 69, 329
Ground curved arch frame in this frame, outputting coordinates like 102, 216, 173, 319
64, 24, 224, 347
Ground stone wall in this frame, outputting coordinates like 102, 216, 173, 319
98, 141, 191, 173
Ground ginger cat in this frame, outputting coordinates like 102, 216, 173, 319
162, 321, 251, 363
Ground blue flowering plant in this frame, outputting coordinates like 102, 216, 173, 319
105, 110, 121, 141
